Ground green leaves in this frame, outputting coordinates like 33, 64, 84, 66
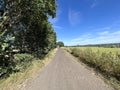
57, 41, 64, 47
0, 0, 57, 77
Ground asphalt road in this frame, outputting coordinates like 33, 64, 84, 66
22, 48, 113, 90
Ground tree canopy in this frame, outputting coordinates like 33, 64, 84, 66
0, 0, 57, 77
57, 41, 64, 47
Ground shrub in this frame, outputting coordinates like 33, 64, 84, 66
71, 48, 80, 57
13, 54, 34, 72
13, 54, 34, 63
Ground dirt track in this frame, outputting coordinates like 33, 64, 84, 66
21, 48, 114, 90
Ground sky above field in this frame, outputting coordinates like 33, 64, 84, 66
49, 0, 120, 46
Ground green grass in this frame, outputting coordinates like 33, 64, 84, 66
0, 48, 57, 90
65, 47, 120, 90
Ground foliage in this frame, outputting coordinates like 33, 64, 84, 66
57, 41, 64, 47
0, 0, 57, 77
0, 48, 57, 90
13, 54, 34, 72
0, 36, 15, 77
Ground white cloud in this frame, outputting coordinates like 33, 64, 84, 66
94, 27, 111, 31
49, 18, 62, 30
49, 9, 62, 30
112, 31, 120, 35
53, 25, 63, 29
72, 33, 92, 42
67, 30, 120, 46
49, 9, 62, 24
49, 18, 58, 24
98, 31, 109, 35
68, 9, 82, 26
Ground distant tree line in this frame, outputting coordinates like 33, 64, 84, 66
71, 43, 120, 48
0, 0, 57, 77
57, 41, 64, 47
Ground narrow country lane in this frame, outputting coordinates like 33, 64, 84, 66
22, 48, 114, 90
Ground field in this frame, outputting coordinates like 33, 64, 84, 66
65, 46, 120, 89
65, 47, 120, 81
72, 47, 120, 54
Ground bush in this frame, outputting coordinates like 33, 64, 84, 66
71, 48, 80, 57
0, 67, 7, 77
13, 54, 34, 72
13, 54, 34, 63
0, 53, 35, 77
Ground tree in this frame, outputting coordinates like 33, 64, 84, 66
0, 0, 57, 77
57, 41, 64, 47
0, 0, 57, 56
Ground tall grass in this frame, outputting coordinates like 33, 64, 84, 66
66, 47, 120, 81
65, 47, 120, 89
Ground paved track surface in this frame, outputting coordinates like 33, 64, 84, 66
22, 48, 113, 90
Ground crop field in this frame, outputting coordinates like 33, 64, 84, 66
65, 47, 120, 81
70, 47, 120, 54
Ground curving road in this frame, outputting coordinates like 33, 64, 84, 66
22, 48, 114, 90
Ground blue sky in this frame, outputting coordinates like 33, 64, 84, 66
49, 0, 120, 46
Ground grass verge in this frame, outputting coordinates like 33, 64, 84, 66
64, 47, 120, 90
0, 48, 57, 90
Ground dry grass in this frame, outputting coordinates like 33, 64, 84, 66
64, 47, 120, 90
0, 48, 57, 90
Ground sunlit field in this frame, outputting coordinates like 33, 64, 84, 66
71, 47, 120, 54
